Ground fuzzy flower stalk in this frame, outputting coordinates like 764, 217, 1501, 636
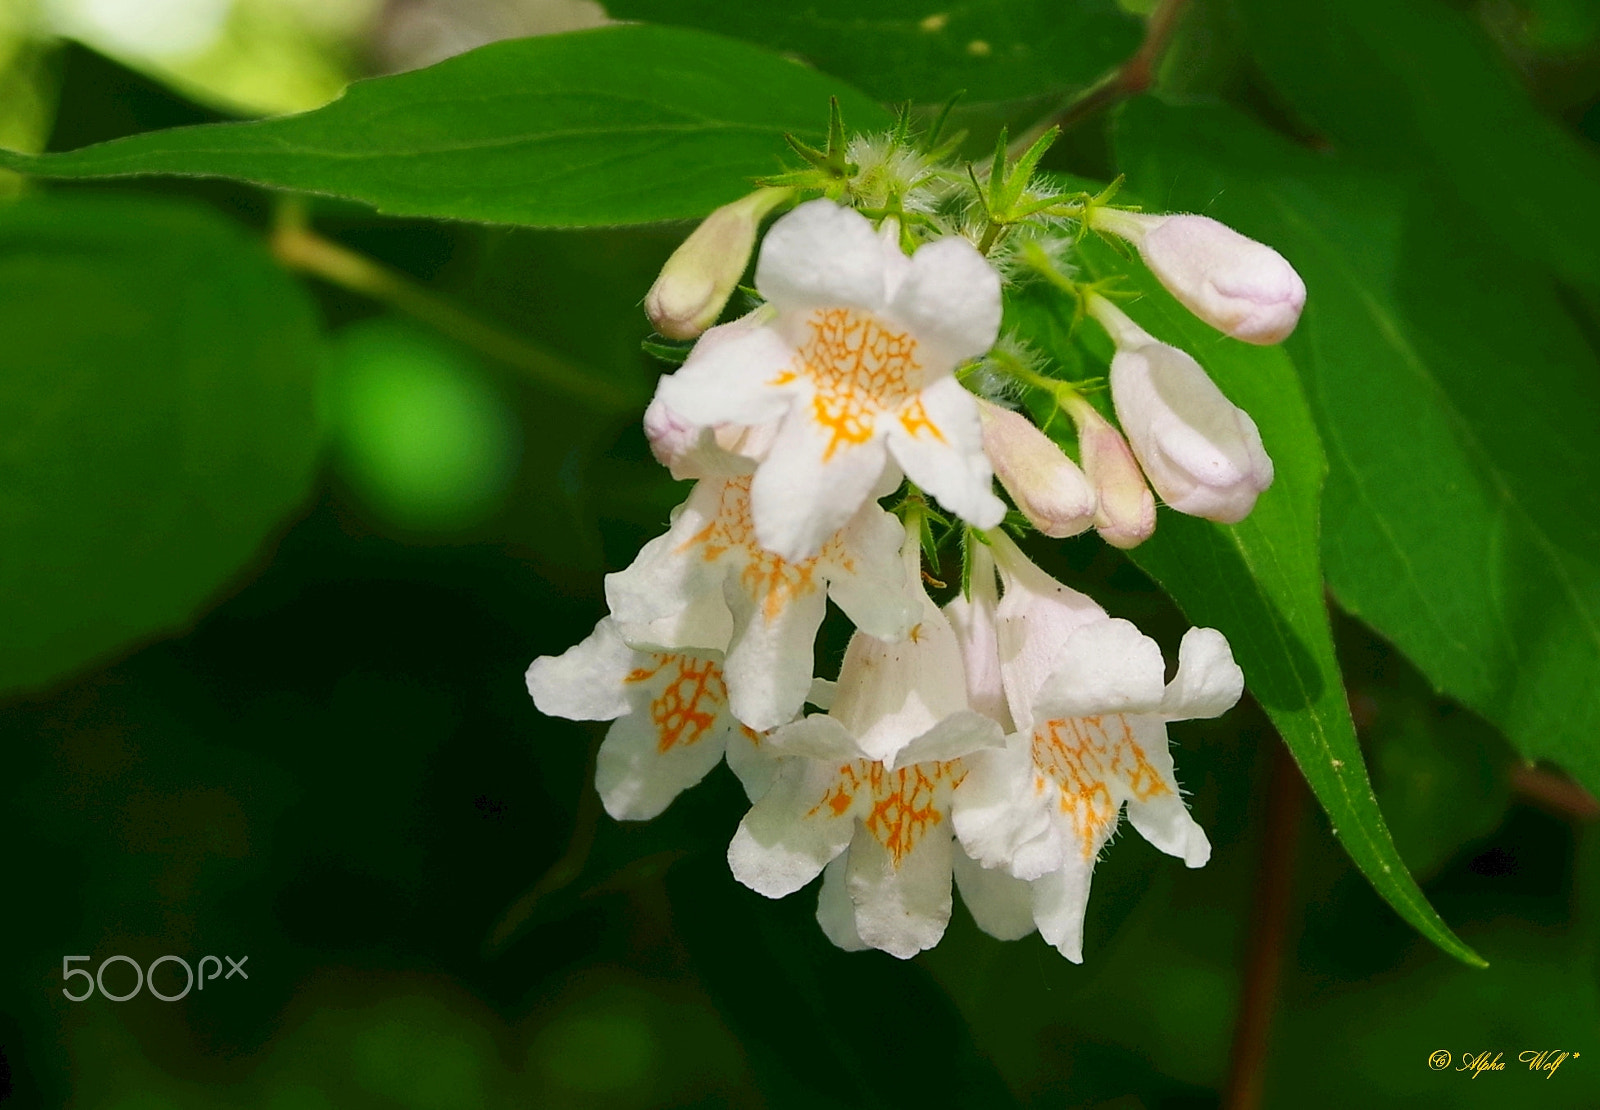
526, 110, 1304, 961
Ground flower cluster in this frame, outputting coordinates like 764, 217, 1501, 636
527, 122, 1304, 961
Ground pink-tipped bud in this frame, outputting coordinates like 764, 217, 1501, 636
1089, 296, 1274, 524
645, 187, 790, 340
977, 399, 1095, 538
1063, 395, 1155, 549
1091, 209, 1305, 345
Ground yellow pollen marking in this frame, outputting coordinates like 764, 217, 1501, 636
806, 760, 966, 867
678, 476, 839, 621
1031, 714, 1172, 859
792, 308, 922, 461
626, 654, 728, 752
898, 398, 946, 442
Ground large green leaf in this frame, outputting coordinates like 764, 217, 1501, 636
0, 194, 323, 695
1231, 0, 1600, 290
0, 27, 892, 228
1115, 98, 1600, 805
605, 0, 1141, 105
1029, 233, 1480, 966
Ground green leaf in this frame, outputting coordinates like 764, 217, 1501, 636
604, 0, 1142, 105
0, 194, 323, 695
0, 26, 893, 228
1231, 0, 1600, 290
1012, 226, 1483, 965
1114, 97, 1600, 808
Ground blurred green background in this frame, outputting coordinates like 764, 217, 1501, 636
2, 0, 1599, 1107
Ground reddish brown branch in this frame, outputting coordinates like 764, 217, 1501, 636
1223, 743, 1305, 1110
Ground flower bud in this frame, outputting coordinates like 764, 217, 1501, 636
1063, 395, 1155, 549
1089, 296, 1273, 524
977, 399, 1095, 538
1091, 208, 1305, 345
645, 187, 790, 340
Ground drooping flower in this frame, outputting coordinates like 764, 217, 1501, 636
1088, 294, 1274, 524
726, 517, 1014, 957
606, 470, 917, 732
950, 533, 1242, 960
525, 618, 769, 820
1089, 208, 1306, 345
654, 198, 1006, 561
645, 187, 792, 340
976, 397, 1095, 538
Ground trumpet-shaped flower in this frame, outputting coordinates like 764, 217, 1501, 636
950, 535, 1242, 960
606, 473, 917, 732
1090, 295, 1274, 524
1090, 209, 1306, 345
655, 198, 1006, 561
526, 619, 769, 820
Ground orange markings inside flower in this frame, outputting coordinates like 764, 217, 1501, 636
626, 654, 727, 752
679, 476, 830, 621
1032, 714, 1172, 859
793, 308, 922, 461
808, 760, 966, 867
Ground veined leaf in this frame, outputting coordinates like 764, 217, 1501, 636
0, 194, 323, 695
1114, 98, 1600, 811
0, 26, 892, 228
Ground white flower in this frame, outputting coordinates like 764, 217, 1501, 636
645, 187, 790, 340
725, 517, 1011, 957
1089, 295, 1274, 524
1062, 393, 1155, 549
976, 398, 1095, 538
1090, 209, 1306, 345
654, 198, 1006, 561
949, 534, 1242, 961
606, 472, 917, 732
525, 618, 770, 820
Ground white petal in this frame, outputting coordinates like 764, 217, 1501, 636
1109, 341, 1274, 524
824, 504, 920, 641
613, 585, 733, 656
847, 823, 955, 959
765, 713, 862, 762
604, 481, 723, 630
728, 759, 860, 898
1032, 618, 1167, 720
885, 376, 1005, 531
884, 235, 1003, 374
525, 617, 635, 721
722, 573, 829, 731
952, 850, 1037, 941
1031, 861, 1095, 963
1121, 715, 1211, 867
829, 595, 972, 765
595, 691, 731, 820
755, 198, 890, 313
750, 400, 892, 561
816, 853, 869, 952
1161, 627, 1245, 721
990, 532, 1108, 731
807, 676, 838, 710
724, 726, 777, 803
949, 741, 1052, 874
653, 323, 796, 429
887, 710, 1005, 771
642, 394, 758, 481
944, 543, 1011, 729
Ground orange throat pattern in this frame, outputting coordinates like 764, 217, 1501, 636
1031, 714, 1173, 860
773, 308, 943, 461
809, 759, 967, 867
625, 654, 729, 753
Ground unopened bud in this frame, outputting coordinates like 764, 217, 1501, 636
1089, 296, 1274, 524
1091, 209, 1305, 346
977, 399, 1095, 538
645, 187, 791, 340
1063, 395, 1155, 549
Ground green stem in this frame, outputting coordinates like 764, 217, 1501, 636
269, 199, 638, 413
